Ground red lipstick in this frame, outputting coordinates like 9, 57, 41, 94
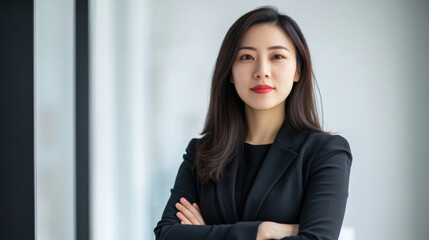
251, 84, 274, 94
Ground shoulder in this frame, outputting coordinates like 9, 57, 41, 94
182, 138, 201, 163
304, 132, 353, 162
307, 132, 351, 152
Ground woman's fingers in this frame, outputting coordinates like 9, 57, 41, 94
176, 197, 204, 225
179, 198, 205, 225
175, 197, 205, 225
193, 203, 201, 213
257, 221, 300, 239
175, 202, 198, 224
178, 198, 202, 224
192, 203, 205, 224
176, 211, 192, 225
290, 224, 299, 235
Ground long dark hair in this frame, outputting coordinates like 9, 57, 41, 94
195, 6, 324, 184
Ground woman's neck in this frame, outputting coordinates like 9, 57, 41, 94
244, 102, 285, 145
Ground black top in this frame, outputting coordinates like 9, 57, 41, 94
235, 142, 272, 220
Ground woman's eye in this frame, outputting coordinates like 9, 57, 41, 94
240, 55, 253, 60
272, 54, 285, 60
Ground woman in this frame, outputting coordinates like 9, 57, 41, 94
154, 6, 352, 240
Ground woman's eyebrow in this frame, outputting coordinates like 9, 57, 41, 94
238, 45, 289, 51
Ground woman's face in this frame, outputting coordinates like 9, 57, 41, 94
231, 23, 299, 111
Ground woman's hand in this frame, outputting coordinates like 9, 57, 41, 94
175, 197, 206, 225
256, 221, 299, 240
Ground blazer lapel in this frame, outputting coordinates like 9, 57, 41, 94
242, 122, 301, 220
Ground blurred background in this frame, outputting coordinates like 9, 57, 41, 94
33, 0, 429, 240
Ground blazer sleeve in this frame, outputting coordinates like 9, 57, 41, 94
281, 134, 353, 240
154, 138, 263, 240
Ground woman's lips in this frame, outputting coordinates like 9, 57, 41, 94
251, 84, 274, 94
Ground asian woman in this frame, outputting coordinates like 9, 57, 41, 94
154, 6, 352, 240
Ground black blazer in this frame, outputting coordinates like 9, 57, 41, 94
154, 121, 352, 240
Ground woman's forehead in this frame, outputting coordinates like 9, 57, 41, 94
239, 24, 294, 50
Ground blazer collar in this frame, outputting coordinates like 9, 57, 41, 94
215, 121, 308, 222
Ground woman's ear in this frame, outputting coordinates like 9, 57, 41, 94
294, 68, 301, 82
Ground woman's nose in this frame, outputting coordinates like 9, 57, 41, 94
253, 60, 271, 79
